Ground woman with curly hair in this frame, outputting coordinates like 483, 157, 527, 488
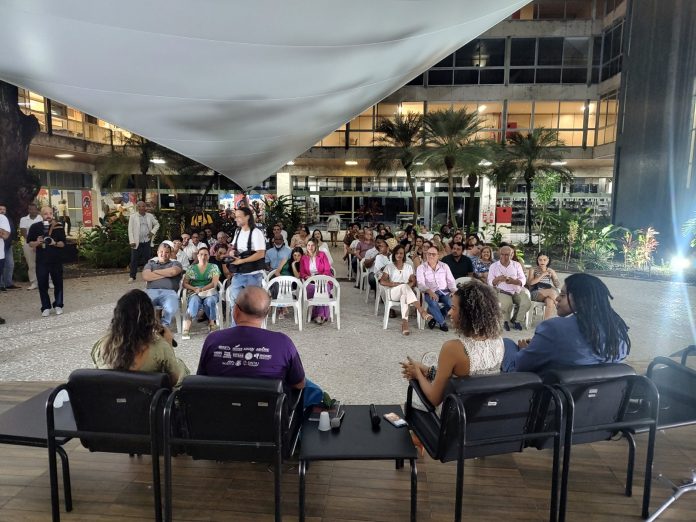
400, 280, 504, 407
91, 289, 190, 386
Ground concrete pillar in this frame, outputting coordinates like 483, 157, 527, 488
276, 171, 292, 198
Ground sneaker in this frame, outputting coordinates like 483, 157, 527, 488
503, 321, 510, 331
26, 284, 37, 290
181, 331, 191, 340
512, 321, 523, 331
128, 277, 136, 283
0, 316, 6, 324
55, 307, 63, 315
6, 285, 21, 290
41, 309, 50, 317
439, 324, 449, 332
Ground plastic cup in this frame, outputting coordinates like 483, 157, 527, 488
318, 411, 331, 431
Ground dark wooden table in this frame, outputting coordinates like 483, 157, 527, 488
299, 404, 418, 521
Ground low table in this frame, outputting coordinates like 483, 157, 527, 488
0, 388, 76, 514
298, 404, 418, 521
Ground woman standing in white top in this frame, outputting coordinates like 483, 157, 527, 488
400, 280, 504, 407
380, 244, 432, 336
312, 229, 333, 266
326, 211, 341, 247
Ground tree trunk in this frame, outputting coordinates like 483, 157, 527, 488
525, 173, 534, 245
405, 168, 419, 225
0, 81, 40, 223
447, 167, 458, 228
465, 173, 478, 231
138, 140, 150, 202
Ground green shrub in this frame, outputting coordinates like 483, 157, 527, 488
12, 240, 29, 282
78, 214, 131, 268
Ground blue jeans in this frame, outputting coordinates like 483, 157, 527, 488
146, 288, 179, 327
423, 291, 452, 326
501, 338, 520, 372
226, 272, 264, 326
187, 293, 218, 322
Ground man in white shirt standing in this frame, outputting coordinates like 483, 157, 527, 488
19, 203, 43, 290
225, 207, 266, 326
0, 202, 10, 324
488, 245, 530, 331
127, 201, 160, 282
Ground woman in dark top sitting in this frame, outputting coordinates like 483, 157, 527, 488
502, 273, 630, 373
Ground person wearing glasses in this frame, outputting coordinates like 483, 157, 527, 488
488, 245, 530, 331
416, 246, 457, 331
501, 273, 630, 373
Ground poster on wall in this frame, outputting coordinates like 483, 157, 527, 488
37, 188, 50, 208
81, 190, 93, 227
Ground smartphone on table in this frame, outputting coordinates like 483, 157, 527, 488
384, 412, 408, 428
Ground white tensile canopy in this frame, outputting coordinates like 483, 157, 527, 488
0, 0, 527, 189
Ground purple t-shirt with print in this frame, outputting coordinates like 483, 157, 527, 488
196, 326, 305, 387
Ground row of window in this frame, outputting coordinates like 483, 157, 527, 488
511, 0, 624, 20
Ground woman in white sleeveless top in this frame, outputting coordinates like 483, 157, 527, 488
400, 280, 504, 407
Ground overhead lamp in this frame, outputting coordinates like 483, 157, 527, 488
150, 158, 166, 164
286, 161, 295, 166
414, 161, 424, 166
55, 153, 74, 159
345, 160, 358, 166
478, 160, 492, 167
551, 161, 567, 166
478, 104, 487, 112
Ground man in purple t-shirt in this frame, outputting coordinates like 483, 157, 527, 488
197, 286, 306, 390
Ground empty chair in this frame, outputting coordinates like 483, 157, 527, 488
405, 373, 564, 522
642, 354, 696, 521
302, 275, 341, 329
46, 369, 171, 522
265, 275, 303, 331
162, 376, 303, 522
540, 364, 659, 521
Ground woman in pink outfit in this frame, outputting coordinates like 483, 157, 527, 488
300, 239, 333, 324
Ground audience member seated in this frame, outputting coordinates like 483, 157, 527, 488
91, 289, 190, 387
210, 244, 232, 282
417, 245, 457, 332
300, 239, 333, 325
352, 227, 376, 278
197, 287, 323, 407
380, 245, 432, 336
182, 246, 220, 339
441, 241, 474, 280
290, 247, 304, 279
488, 245, 531, 331
502, 273, 630, 373
183, 232, 204, 264
342, 222, 360, 261
472, 245, 494, 283
367, 238, 391, 291
431, 234, 446, 257
290, 224, 310, 250
464, 234, 481, 259
210, 231, 229, 256
171, 238, 190, 270
527, 252, 561, 320
400, 226, 417, 253
406, 236, 424, 267
312, 229, 333, 265
266, 225, 293, 279
400, 281, 503, 407
142, 242, 183, 329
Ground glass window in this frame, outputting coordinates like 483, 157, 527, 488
507, 101, 533, 130
562, 68, 587, 84
433, 53, 454, 68
536, 68, 562, 83
428, 102, 454, 112
428, 70, 453, 86
511, 38, 536, 66
400, 102, 424, 115
480, 69, 504, 84
534, 101, 560, 129
50, 101, 67, 118
509, 68, 535, 84
563, 38, 589, 67
535, 0, 565, 19
406, 74, 424, 86
377, 103, 398, 116
453, 69, 479, 85
538, 38, 564, 66
565, 0, 593, 19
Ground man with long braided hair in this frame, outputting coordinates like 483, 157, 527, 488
502, 273, 630, 373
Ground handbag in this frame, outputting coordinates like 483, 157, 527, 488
228, 229, 266, 274
532, 282, 553, 291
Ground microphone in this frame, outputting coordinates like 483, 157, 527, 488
369, 404, 381, 430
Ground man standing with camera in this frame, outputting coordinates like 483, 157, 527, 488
27, 206, 66, 317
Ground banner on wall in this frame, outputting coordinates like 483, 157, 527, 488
81, 190, 93, 227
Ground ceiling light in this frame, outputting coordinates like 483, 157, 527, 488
478, 105, 487, 112
286, 161, 295, 166
551, 161, 567, 166
414, 161, 424, 166
478, 160, 492, 167
345, 160, 358, 166
150, 158, 166, 164
55, 153, 74, 159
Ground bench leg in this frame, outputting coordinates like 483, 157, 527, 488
410, 458, 418, 522
55, 446, 72, 512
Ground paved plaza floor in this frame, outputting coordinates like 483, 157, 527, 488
1, 247, 695, 405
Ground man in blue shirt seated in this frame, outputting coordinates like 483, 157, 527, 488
501, 273, 630, 373
265, 224, 292, 279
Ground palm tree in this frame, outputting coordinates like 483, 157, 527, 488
489, 128, 573, 245
419, 108, 489, 228
367, 112, 423, 225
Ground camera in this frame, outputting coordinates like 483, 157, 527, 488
43, 236, 55, 246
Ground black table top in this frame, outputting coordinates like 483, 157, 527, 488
300, 404, 417, 461
0, 388, 75, 446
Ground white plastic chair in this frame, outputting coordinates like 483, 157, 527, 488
357, 258, 369, 292
347, 253, 354, 281
454, 276, 472, 288
264, 276, 303, 331
180, 281, 225, 329
302, 275, 341, 329
376, 283, 423, 330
